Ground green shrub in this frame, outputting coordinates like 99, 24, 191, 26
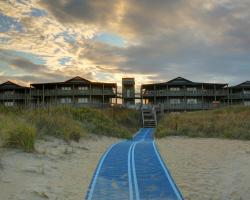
29, 109, 85, 142
3, 120, 36, 152
0, 106, 140, 152
156, 106, 250, 140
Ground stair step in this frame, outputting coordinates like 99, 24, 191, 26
142, 107, 157, 128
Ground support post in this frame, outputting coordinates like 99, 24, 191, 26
153, 84, 156, 105
102, 84, 105, 107
115, 85, 118, 105
42, 84, 45, 106
90, 84, 92, 105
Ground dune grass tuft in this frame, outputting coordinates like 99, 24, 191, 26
0, 116, 36, 152
156, 106, 250, 140
0, 106, 140, 152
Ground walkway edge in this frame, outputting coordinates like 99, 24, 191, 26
152, 141, 184, 200
86, 142, 121, 200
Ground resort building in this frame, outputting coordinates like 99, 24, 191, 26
122, 78, 135, 106
1, 76, 250, 112
229, 81, 250, 106
0, 81, 30, 107
30, 76, 117, 107
141, 77, 229, 111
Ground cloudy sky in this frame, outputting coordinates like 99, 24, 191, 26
0, 0, 249, 89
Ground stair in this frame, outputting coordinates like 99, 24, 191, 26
142, 106, 157, 128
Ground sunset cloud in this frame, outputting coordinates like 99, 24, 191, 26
0, 0, 249, 89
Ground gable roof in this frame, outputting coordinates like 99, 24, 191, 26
0, 81, 28, 90
231, 81, 250, 88
65, 76, 91, 83
31, 76, 116, 87
166, 77, 193, 84
141, 77, 227, 87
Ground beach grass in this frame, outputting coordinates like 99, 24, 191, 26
0, 106, 140, 152
156, 106, 250, 140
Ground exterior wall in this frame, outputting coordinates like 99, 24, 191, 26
30, 83, 116, 107
229, 87, 250, 105
1, 78, 250, 110
122, 78, 135, 105
0, 88, 29, 107
141, 83, 230, 111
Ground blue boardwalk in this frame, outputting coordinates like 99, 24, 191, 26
86, 128, 184, 200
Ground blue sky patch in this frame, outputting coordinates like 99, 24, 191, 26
93, 33, 125, 47
9, 50, 46, 65
54, 31, 77, 44
58, 57, 71, 65
29, 8, 47, 17
0, 12, 23, 32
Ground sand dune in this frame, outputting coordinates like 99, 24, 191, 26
1, 136, 250, 200
157, 137, 250, 200
0, 136, 119, 200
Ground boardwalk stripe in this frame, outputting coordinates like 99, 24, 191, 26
86, 142, 120, 200
152, 141, 184, 200
142, 128, 150, 140
133, 129, 141, 139
131, 142, 140, 200
128, 142, 134, 200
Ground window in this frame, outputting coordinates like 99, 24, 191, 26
170, 99, 181, 104
170, 87, 180, 91
78, 98, 88, 103
4, 101, 14, 107
61, 87, 71, 91
78, 86, 88, 90
187, 87, 197, 92
243, 90, 250, 94
187, 98, 198, 104
60, 98, 72, 104
4, 91, 14, 95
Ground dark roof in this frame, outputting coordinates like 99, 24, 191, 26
31, 76, 116, 87
231, 81, 250, 88
167, 77, 193, 84
122, 77, 135, 84
141, 77, 227, 87
65, 76, 91, 83
0, 81, 28, 90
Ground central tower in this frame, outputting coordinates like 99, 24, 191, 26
122, 78, 135, 106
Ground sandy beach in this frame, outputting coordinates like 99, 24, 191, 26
0, 136, 119, 200
157, 137, 250, 200
1, 136, 250, 200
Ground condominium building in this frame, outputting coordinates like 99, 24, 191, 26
0, 76, 117, 107
1, 76, 250, 112
30, 76, 117, 106
141, 77, 229, 111
0, 81, 30, 107
229, 81, 250, 106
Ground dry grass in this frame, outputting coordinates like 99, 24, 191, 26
0, 106, 140, 152
156, 106, 250, 140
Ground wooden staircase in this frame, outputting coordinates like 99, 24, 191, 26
142, 105, 157, 128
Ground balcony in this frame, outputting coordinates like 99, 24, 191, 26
230, 92, 250, 99
122, 92, 135, 98
0, 93, 28, 100
31, 89, 116, 96
143, 89, 228, 97
161, 103, 227, 111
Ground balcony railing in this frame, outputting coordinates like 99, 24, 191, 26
31, 89, 116, 96
122, 92, 135, 98
159, 103, 228, 110
0, 93, 28, 100
143, 89, 229, 97
230, 92, 250, 99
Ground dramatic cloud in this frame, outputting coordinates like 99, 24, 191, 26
0, 0, 250, 89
